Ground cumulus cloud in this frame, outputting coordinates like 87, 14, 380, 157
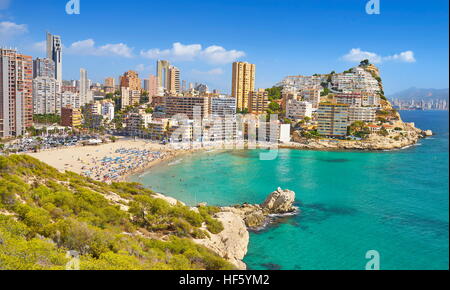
140, 42, 245, 64
0, 21, 27, 38
342, 48, 416, 64
66, 39, 134, 58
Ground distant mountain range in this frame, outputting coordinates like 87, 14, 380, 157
389, 87, 449, 101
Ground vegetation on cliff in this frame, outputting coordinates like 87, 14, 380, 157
0, 155, 233, 270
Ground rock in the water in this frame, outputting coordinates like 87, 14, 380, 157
261, 187, 296, 214
424, 130, 433, 137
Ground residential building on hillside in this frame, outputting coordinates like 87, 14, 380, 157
348, 106, 376, 123
317, 103, 349, 137
248, 89, 268, 114
286, 99, 313, 120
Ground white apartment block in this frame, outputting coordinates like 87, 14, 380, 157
32, 77, 61, 115
300, 87, 322, 109
61, 91, 82, 109
210, 96, 237, 116
348, 106, 377, 123
286, 99, 313, 120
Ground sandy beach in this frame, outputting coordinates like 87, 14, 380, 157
27, 138, 184, 182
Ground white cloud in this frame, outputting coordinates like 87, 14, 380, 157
66, 39, 134, 58
201, 46, 246, 65
140, 42, 245, 64
384, 50, 416, 63
0, 21, 27, 38
342, 48, 416, 64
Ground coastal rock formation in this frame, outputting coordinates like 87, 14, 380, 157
194, 188, 298, 269
290, 122, 430, 151
261, 187, 296, 213
194, 211, 249, 270
222, 188, 298, 229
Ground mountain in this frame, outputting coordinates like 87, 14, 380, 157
388, 87, 449, 101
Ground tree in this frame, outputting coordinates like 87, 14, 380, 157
360, 59, 370, 66
265, 86, 283, 101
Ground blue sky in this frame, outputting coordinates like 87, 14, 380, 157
0, 0, 448, 94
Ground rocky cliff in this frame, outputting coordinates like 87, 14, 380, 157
193, 188, 298, 270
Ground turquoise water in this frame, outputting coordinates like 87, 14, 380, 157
131, 111, 449, 270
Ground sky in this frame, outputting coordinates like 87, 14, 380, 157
0, 0, 448, 94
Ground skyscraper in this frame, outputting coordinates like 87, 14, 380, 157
168, 66, 181, 94
80, 68, 92, 105
0, 48, 33, 138
46, 32, 62, 88
148, 74, 158, 97
32, 77, 61, 115
232, 61, 255, 112
33, 57, 55, 78
156, 60, 170, 90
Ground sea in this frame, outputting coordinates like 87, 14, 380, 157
131, 110, 449, 270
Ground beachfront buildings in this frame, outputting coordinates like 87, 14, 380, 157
46, 33, 62, 88
0, 48, 33, 138
317, 103, 349, 137
286, 99, 313, 121
248, 89, 269, 114
32, 77, 61, 115
210, 96, 237, 117
165, 96, 210, 119
80, 68, 93, 105
61, 106, 82, 128
232, 61, 256, 112
121, 87, 141, 109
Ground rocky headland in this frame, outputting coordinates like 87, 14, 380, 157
194, 188, 298, 269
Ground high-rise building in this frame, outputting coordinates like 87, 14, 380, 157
120, 70, 141, 91
148, 74, 158, 97
143, 79, 150, 91
248, 89, 268, 114
46, 32, 62, 88
0, 48, 33, 138
33, 58, 55, 78
317, 103, 349, 136
157, 60, 170, 90
121, 87, 140, 109
79, 68, 92, 105
168, 66, 181, 94
232, 61, 256, 112
32, 77, 61, 115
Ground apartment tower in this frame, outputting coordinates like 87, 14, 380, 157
232, 61, 255, 112
46, 32, 63, 88
0, 48, 33, 138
